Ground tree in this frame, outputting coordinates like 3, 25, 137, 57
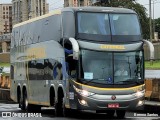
155, 18, 160, 39
93, 0, 150, 39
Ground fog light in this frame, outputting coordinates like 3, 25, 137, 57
79, 99, 88, 106
137, 100, 144, 106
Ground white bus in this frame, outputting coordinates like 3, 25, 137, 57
10, 7, 154, 118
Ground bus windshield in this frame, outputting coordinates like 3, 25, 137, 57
77, 12, 141, 41
80, 50, 143, 86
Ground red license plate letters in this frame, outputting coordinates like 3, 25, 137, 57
108, 103, 119, 108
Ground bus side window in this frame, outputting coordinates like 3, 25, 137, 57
28, 61, 36, 80
53, 62, 63, 80
48, 59, 54, 80
10, 65, 14, 79
66, 55, 77, 78
44, 59, 50, 80
36, 59, 44, 80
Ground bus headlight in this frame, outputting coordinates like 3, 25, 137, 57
73, 86, 94, 97
135, 91, 143, 97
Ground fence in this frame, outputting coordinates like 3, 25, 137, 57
144, 42, 160, 61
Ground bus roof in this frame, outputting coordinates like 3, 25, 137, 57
13, 7, 136, 28
13, 10, 61, 28
62, 6, 136, 14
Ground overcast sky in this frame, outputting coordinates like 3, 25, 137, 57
0, 0, 160, 19
137, 0, 160, 19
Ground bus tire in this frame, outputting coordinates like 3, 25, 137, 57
21, 90, 28, 111
17, 87, 21, 108
62, 98, 71, 117
21, 90, 41, 112
55, 101, 63, 116
55, 95, 63, 116
116, 110, 126, 118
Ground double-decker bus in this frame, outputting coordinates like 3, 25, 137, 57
10, 7, 154, 118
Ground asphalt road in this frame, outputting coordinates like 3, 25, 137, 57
145, 70, 160, 78
0, 102, 160, 120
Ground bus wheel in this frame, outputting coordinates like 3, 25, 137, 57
62, 99, 71, 117
17, 88, 21, 108
116, 110, 126, 118
55, 98, 63, 116
106, 110, 115, 118
21, 90, 28, 111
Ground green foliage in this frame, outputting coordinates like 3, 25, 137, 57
95, 0, 150, 39
145, 61, 160, 70
0, 62, 10, 67
155, 18, 160, 38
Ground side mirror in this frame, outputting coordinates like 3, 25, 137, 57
69, 38, 79, 60
143, 40, 154, 60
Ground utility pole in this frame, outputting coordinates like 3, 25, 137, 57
78, 0, 80, 7
153, 0, 156, 40
149, 0, 152, 42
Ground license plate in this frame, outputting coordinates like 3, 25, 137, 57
108, 103, 119, 108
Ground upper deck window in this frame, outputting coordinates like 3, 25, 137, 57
78, 12, 110, 35
77, 12, 141, 42
110, 14, 141, 35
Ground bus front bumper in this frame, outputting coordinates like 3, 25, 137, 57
74, 93, 144, 111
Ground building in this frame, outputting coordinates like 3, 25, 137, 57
12, 0, 49, 25
64, 0, 92, 7
0, 33, 11, 62
0, 4, 12, 35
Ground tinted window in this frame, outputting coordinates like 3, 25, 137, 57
28, 61, 37, 80
110, 14, 141, 35
10, 65, 14, 79
28, 59, 62, 80
36, 59, 44, 80
78, 12, 110, 35
44, 59, 54, 80
53, 62, 63, 80
80, 50, 144, 86
77, 12, 141, 42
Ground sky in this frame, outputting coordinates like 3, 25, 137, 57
0, 0, 160, 19
137, 0, 160, 19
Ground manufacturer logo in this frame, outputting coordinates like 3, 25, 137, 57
111, 95, 116, 100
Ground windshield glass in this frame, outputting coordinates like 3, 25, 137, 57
80, 50, 143, 85
81, 50, 113, 84
77, 12, 140, 35
114, 51, 143, 84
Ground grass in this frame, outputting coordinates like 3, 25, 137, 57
0, 62, 10, 67
145, 60, 160, 70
